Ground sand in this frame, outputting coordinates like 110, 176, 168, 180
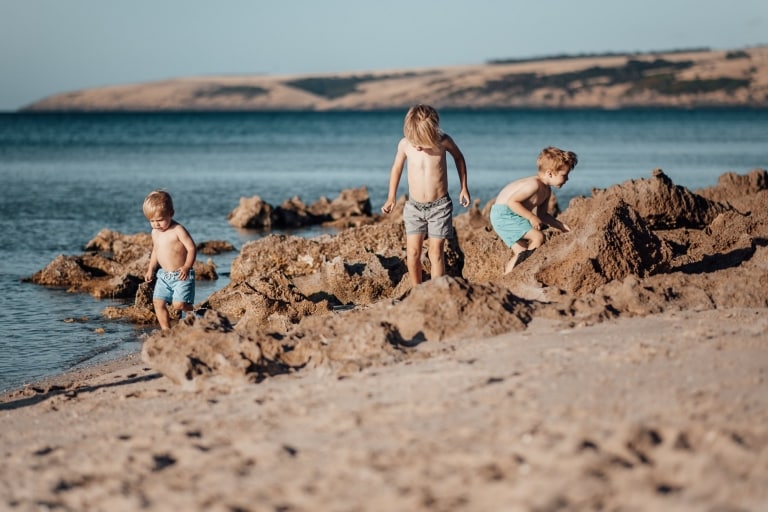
3, 168, 768, 510
1, 308, 767, 511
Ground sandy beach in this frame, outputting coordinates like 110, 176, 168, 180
1, 307, 767, 511
3, 167, 768, 510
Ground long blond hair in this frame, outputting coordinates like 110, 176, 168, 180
403, 104, 442, 148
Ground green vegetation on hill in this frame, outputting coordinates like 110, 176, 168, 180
284, 72, 427, 99
195, 86, 268, 99
487, 47, 711, 65
453, 58, 698, 98
631, 76, 751, 95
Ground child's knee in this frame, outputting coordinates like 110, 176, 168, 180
527, 229, 545, 248
171, 302, 193, 312
428, 239, 445, 254
406, 245, 423, 261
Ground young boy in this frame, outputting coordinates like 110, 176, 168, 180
490, 146, 578, 274
381, 104, 470, 285
143, 190, 197, 330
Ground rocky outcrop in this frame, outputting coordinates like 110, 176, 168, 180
26, 229, 226, 323
26, 172, 768, 389
227, 186, 373, 229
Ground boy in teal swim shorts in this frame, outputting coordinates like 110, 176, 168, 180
143, 190, 197, 330
490, 146, 578, 274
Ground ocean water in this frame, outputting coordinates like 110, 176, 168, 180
1, 109, 766, 392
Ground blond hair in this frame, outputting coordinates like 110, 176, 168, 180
403, 104, 442, 148
537, 146, 578, 174
143, 190, 174, 219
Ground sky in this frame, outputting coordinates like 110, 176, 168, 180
0, 0, 766, 111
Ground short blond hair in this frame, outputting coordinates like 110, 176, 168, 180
143, 190, 174, 219
403, 104, 442, 148
537, 146, 578, 174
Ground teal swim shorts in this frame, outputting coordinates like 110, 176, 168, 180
490, 204, 532, 247
153, 268, 196, 305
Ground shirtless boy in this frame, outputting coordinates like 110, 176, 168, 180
143, 190, 197, 330
490, 146, 578, 274
381, 104, 470, 285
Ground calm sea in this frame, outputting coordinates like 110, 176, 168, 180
1, 109, 766, 392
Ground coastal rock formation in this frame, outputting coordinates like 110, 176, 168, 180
140, 168, 768, 389
142, 276, 534, 390
26, 171, 768, 388
227, 186, 373, 229
26, 229, 225, 321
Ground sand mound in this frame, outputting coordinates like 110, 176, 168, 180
23, 169, 766, 388
142, 276, 533, 390
141, 169, 768, 388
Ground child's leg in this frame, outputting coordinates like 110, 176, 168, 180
406, 233, 426, 285
153, 298, 171, 330
504, 229, 545, 274
171, 301, 194, 319
427, 237, 447, 279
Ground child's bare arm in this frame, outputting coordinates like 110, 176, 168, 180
538, 211, 571, 232
505, 180, 544, 229
382, 139, 407, 214
444, 135, 470, 207
145, 246, 158, 282
176, 225, 197, 281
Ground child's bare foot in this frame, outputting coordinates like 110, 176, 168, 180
503, 253, 521, 275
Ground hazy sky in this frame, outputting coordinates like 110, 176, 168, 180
1, 0, 765, 111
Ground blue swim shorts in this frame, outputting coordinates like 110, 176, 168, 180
153, 268, 195, 305
403, 195, 454, 238
490, 204, 532, 247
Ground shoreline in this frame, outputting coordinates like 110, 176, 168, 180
2, 307, 766, 510
0, 351, 147, 404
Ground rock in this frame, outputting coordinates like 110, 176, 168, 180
227, 187, 374, 229
227, 195, 274, 229
141, 276, 535, 389
582, 169, 732, 229
197, 240, 236, 255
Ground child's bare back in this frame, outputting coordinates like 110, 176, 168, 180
495, 175, 552, 221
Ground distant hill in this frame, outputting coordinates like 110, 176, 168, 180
22, 46, 768, 112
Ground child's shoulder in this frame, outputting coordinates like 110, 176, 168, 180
170, 220, 189, 232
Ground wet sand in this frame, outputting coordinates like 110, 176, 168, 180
2, 308, 767, 511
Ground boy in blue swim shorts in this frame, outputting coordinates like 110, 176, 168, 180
143, 190, 197, 330
490, 146, 578, 274
381, 105, 470, 285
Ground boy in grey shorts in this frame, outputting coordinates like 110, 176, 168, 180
381, 105, 470, 285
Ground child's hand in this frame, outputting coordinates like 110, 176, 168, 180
145, 271, 154, 282
459, 190, 470, 207
561, 222, 571, 233
177, 267, 190, 281
381, 200, 395, 214
530, 216, 544, 230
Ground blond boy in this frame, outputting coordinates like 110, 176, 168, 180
143, 190, 197, 330
490, 146, 578, 274
381, 104, 470, 285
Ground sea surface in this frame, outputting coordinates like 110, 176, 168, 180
1, 109, 766, 392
